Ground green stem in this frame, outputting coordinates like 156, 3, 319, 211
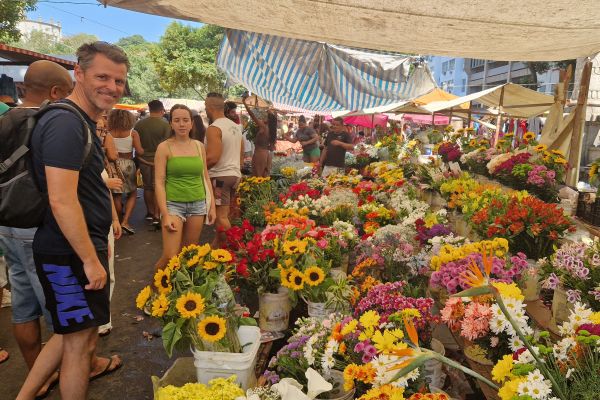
433, 352, 499, 390
494, 294, 567, 400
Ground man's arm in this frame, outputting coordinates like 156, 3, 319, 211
240, 137, 244, 168
205, 126, 223, 169
46, 167, 106, 289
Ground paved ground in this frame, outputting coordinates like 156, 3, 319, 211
0, 192, 215, 399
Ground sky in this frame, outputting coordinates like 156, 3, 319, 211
27, 1, 203, 43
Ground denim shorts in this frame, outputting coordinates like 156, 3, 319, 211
166, 200, 207, 222
0, 227, 53, 330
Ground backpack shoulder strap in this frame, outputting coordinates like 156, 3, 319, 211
34, 101, 93, 166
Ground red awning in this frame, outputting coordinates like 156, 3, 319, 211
0, 44, 76, 70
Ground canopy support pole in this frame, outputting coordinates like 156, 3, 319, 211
467, 101, 473, 128
493, 86, 506, 145
431, 112, 435, 125
566, 59, 592, 186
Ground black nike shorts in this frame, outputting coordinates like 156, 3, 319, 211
34, 251, 110, 334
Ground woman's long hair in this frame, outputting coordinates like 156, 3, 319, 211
191, 114, 206, 142
168, 104, 193, 137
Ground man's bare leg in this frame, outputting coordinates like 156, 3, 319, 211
211, 205, 231, 248
59, 327, 97, 400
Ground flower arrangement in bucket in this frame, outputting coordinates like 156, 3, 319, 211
539, 240, 600, 310
136, 244, 255, 356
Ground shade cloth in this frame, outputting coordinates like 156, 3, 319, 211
423, 83, 555, 118
402, 114, 450, 125
216, 29, 436, 112
101, 0, 600, 61
343, 114, 389, 128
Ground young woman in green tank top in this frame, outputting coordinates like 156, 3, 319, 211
154, 104, 216, 270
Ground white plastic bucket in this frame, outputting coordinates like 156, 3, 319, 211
192, 326, 260, 390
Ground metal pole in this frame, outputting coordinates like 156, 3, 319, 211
467, 101, 473, 128
494, 86, 506, 145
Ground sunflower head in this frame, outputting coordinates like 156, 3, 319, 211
167, 256, 180, 271
136, 286, 152, 310
523, 131, 536, 141
153, 268, 172, 294
283, 239, 308, 255
288, 270, 305, 291
197, 315, 227, 342
203, 261, 219, 270
176, 292, 206, 319
197, 243, 211, 257
151, 294, 169, 317
211, 249, 233, 263
304, 266, 325, 287
534, 144, 547, 152
280, 268, 292, 287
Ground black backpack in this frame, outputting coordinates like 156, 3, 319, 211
0, 101, 92, 228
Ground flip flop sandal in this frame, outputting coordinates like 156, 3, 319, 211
89, 355, 123, 382
34, 372, 59, 400
122, 225, 136, 235
99, 327, 112, 337
0, 348, 8, 364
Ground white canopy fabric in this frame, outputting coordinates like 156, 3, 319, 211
423, 83, 555, 118
100, 0, 600, 61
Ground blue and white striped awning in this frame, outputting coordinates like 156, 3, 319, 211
217, 29, 436, 112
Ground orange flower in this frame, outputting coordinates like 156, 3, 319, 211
461, 249, 492, 288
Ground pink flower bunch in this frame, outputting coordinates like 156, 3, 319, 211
440, 298, 465, 332
526, 164, 556, 187
431, 252, 527, 294
354, 281, 437, 330
460, 302, 492, 341
493, 152, 532, 175
354, 340, 378, 363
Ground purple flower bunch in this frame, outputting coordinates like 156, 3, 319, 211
526, 164, 556, 187
354, 281, 437, 330
354, 340, 378, 363
415, 221, 453, 246
553, 242, 592, 280
430, 252, 528, 294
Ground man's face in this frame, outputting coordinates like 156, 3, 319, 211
226, 108, 237, 119
331, 120, 345, 132
75, 53, 127, 113
298, 121, 306, 129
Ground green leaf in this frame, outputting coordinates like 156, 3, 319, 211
452, 286, 492, 298
239, 317, 257, 326
388, 354, 433, 383
162, 321, 183, 358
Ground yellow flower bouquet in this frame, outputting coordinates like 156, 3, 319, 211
136, 243, 256, 356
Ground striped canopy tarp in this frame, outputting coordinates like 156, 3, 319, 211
217, 29, 436, 112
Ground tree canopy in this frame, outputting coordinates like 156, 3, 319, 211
0, 0, 37, 43
150, 23, 226, 98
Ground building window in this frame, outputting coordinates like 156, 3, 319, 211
442, 61, 448, 74
449, 59, 455, 71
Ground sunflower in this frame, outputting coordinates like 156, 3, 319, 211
193, 243, 208, 257
197, 315, 227, 342
534, 144, 547, 152
551, 149, 564, 156
554, 157, 567, 165
283, 239, 308, 255
201, 261, 217, 270
175, 292, 206, 318
167, 256, 180, 271
151, 294, 169, 317
288, 270, 305, 291
179, 244, 201, 260
211, 249, 233, 263
523, 131, 536, 140
468, 139, 477, 147
280, 268, 292, 287
153, 268, 172, 294
135, 286, 152, 310
304, 266, 325, 286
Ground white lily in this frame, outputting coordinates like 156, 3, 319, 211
306, 368, 333, 399
272, 378, 309, 400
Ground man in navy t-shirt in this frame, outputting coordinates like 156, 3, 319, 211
18, 42, 129, 400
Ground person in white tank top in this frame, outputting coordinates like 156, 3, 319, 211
205, 92, 244, 248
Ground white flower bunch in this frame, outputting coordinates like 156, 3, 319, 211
370, 354, 420, 388
332, 221, 358, 243
516, 369, 553, 399
490, 296, 533, 351
459, 148, 484, 164
486, 152, 513, 174
327, 187, 358, 208
320, 339, 338, 377
389, 188, 429, 221
310, 195, 333, 216
283, 195, 317, 213
558, 302, 593, 336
